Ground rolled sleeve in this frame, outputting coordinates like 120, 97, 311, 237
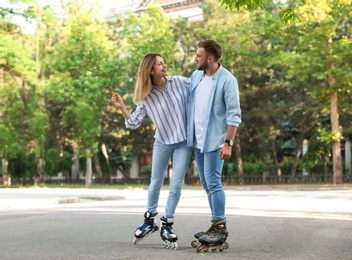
225, 77, 242, 127
125, 103, 147, 130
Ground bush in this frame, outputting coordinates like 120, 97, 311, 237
280, 158, 294, 175
141, 165, 152, 177
243, 161, 263, 176
8, 153, 37, 180
45, 148, 71, 176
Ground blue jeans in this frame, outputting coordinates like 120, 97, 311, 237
147, 140, 192, 218
194, 148, 226, 221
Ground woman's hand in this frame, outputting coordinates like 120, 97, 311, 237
111, 92, 125, 109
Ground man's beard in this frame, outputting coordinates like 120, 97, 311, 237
197, 62, 208, 71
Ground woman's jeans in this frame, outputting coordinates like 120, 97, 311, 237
194, 148, 226, 221
147, 140, 192, 219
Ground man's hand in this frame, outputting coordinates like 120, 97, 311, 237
219, 144, 232, 160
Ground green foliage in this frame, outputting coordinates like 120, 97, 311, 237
219, 0, 265, 11
280, 158, 300, 175
0, 0, 351, 182
44, 148, 71, 176
122, 4, 179, 75
8, 153, 37, 179
140, 165, 152, 177
108, 148, 132, 171
242, 160, 265, 176
44, 1, 114, 159
318, 127, 343, 143
0, 31, 37, 84
279, 8, 297, 26
218, 0, 297, 25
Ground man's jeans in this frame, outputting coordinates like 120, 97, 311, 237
194, 148, 226, 220
147, 140, 192, 218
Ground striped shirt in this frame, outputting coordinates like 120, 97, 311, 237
125, 76, 190, 145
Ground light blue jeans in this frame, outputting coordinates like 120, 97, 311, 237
194, 148, 226, 221
147, 140, 192, 219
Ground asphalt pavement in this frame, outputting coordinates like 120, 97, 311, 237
0, 184, 351, 260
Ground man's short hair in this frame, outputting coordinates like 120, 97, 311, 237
197, 40, 222, 62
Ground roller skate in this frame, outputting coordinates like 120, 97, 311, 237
160, 216, 179, 250
132, 211, 159, 245
193, 219, 229, 253
190, 222, 216, 248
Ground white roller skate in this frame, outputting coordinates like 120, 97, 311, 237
132, 211, 159, 245
160, 216, 179, 250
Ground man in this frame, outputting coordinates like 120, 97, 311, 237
187, 40, 242, 247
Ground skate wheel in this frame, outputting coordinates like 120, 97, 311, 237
211, 248, 216, 252
132, 237, 138, 245
162, 240, 168, 248
173, 242, 179, 250
196, 245, 204, 253
191, 240, 198, 248
223, 241, 229, 249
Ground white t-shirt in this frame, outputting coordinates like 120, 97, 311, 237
194, 75, 213, 149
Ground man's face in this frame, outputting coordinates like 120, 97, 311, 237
194, 47, 209, 70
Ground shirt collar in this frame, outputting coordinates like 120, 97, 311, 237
201, 63, 223, 80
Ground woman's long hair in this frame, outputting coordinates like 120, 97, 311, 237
133, 53, 161, 104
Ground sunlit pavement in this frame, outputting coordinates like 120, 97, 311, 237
1, 184, 351, 220
0, 185, 351, 260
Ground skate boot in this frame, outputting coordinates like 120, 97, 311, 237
132, 211, 159, 245
195, 219, 229, 253
160, 216, 179, 250
191, 222, 216, 248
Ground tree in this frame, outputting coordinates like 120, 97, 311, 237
219, 0, 297, 24
276, 0, 352, 184
0, 1, 42, 186
45, 0, 114, 186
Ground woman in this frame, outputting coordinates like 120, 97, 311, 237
111, 53, 191, 249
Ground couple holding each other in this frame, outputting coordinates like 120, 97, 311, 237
111, 40, 242, 250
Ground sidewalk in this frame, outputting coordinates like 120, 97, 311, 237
0, 187, 125, 210
0, 183, 351, 211
224, 183, 352, 191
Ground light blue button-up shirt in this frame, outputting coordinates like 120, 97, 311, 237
187, 64, 242, 152
125, 76, 190, 145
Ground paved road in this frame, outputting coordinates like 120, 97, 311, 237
0, 185, 351, 259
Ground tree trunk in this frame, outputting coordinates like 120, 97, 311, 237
130, 155, 139, 178
101, 143, 111, 182
290, 138, 303, 182
2, 158, 10, 187
93, 153, 103, 182
262, 155, 268, 184
85, 156, 92, 188
37, 157, 44, 177
329, 79, 343, 184
71, 152, 79, 181
272, 142, 282, 182
323, 155, 329, 182
117, 166, 132, 179
234, 135, 244, 184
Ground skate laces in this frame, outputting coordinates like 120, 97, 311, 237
206, 225, 216, 236
206, 222, 227, 238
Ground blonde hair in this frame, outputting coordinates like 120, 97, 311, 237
133, 53, 161, 103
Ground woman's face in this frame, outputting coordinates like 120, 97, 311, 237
151, 56, 167, 76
